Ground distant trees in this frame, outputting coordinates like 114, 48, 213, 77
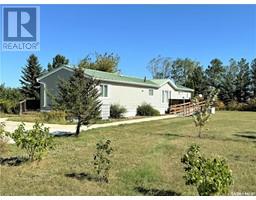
19, 54, 42, 100
219, 59, 238, 104
147, 56, 256, 106
147, 57, 207, 95
48, 54, 69, 71
250, 58, 256, 97
0, 84, 23, 113
78, 53, 120, 73
205, 59, 225, 89
147, 56, 172, 79
235, 58, 251, 102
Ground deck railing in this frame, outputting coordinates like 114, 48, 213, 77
169, 100, 206, 116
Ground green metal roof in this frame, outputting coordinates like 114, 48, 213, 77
151, 79, 194, 91
176, 84, 194, 91
84, 68, 159, 88
38, 65, 193, 91
151, 79, 169, 85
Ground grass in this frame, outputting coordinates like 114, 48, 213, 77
0, 111, 255, 195
1, 112, 146, 125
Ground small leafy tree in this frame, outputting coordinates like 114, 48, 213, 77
181, 144, 233, 196
55, 67, 102, 136
9, 122, 54, 161
93, 139, 113, 183
193, 88, 218, 137
0, 84, 24, 113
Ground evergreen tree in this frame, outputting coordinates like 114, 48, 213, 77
219, 59, 238, 104
172, 58, 199, 86
55, 67, 102, 136
235, 58, 251, 102
186, 66, 207, 96
20, 54, 42, 100
205, 58, 225, 89
250, 58, 256, 97
48, 54, 69, 71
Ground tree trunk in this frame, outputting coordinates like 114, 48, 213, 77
75, 118, 81, 136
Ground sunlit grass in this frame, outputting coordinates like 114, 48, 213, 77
0, 111, 255, 195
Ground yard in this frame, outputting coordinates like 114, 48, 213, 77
0, 111, 255, 195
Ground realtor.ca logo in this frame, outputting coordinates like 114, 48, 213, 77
2, 6, 40, 51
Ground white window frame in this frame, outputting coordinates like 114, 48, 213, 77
165, 90, 168, 102
100, 84, 108, 97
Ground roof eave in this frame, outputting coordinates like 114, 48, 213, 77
94, 78, 159, 88
37, 65, 74, 82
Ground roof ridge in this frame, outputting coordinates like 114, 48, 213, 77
84, 68, 155, 83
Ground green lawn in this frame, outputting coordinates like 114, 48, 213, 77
2, 112, 145, 125
0, 111, 255, 195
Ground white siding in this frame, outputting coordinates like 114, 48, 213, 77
100, 103, 110, 120
100, 82, 192, 117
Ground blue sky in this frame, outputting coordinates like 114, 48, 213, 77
1, 4, 256, 87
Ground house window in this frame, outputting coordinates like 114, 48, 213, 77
165, 90, 168, 102
169, 91, 172, 99
149, 89, 154, 96
100, 84, 108, 97
162, 90, 165, 103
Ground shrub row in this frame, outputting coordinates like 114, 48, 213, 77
40, 111, 66, 123
215, 99, 256, 112
110, 103, 160, 118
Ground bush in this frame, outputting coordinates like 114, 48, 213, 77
225, 99, 256, 111
136, 103, 160, 116
40, 111, 66, 123
9, 122, 55, 161
0, 122, 8, 153
181, 144, 233, 196
214, 100, 225, 111
110, 104, 127, 118
93, 139, 113, 183
0, 84, 23, 114
243, 98, 256, 111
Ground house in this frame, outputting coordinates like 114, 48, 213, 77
37, 65, 194, 119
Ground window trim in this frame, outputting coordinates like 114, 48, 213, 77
100, 84, 108, 97
162, 90, 165, 103
149, 89, 154, 96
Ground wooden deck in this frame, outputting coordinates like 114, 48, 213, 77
169, 100, 206, 116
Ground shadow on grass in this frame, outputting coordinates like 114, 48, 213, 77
233, 134, 256, 140
159, 132, 256, 143
65, 172, 107, 183
0, 156, 29, 166
51, 131, 75, 137
134, 186, 181, 196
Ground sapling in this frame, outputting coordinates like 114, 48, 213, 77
193, 88, 218, 137
93, 139, 113, 183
